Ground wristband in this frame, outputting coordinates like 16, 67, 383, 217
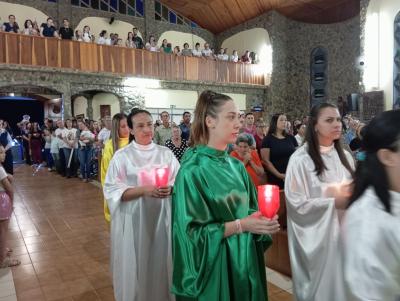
235, 219, 243, 234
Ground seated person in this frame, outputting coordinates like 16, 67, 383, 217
231, 133, 265, 187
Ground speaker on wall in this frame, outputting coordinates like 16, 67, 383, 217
310, 47, 328, 108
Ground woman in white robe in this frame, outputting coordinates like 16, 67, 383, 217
104, 108, 180, 301
285, 103, 354, 301
343, 110, 400, 301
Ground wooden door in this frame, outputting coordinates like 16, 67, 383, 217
100, 105, 111, 118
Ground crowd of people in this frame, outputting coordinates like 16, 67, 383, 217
1, 91, 398, 301
1, 14, 259, 63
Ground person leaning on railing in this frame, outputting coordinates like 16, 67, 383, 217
2, 15, 19, 33
40, 17, 58, 38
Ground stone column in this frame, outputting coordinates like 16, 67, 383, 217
86, 95, 94, 120
56, 0, 74, 28
62, 92, 72, 119
144, 0, 156, 40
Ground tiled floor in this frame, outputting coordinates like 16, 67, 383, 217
0, 164, 293, 301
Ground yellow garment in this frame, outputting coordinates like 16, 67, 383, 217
101, 137, 129, 222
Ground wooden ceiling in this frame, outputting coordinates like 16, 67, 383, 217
159, 0, 360, 34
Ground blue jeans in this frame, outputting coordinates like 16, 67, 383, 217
78, 147, 93, 180
44, 148, 54, 169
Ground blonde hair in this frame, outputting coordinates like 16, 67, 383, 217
190, 90, 232, 147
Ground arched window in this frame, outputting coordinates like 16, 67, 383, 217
310, 47, 328, 108
394, 12, 400, 109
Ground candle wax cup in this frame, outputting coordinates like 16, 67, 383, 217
257, 185, 280, 219
155, 167, 169, 187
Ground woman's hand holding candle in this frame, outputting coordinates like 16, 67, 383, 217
240, 212, 280, 235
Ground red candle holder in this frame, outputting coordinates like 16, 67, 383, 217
155, 167, 170, 188
258, 185, 280, 219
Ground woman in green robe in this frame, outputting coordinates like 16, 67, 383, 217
172, 91, 280, 301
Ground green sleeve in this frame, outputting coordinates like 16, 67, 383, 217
172, 169, 225, 298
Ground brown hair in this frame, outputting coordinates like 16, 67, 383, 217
190, 90, 232, 146
111, 113, 127, 153
305, 103, 354, 177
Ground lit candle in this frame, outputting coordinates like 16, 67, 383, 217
155, 167, 170, 188
258, 185, 280, 219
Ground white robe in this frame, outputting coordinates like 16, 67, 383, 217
342, 188, 400, 301
284, 144, 354, 301
104, 140, 180, 301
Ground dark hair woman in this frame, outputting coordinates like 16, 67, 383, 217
172, 90, 279, 301
103, 108, 180, 301
284, 103, 354, 301
260, 113, 298, 188
342, 109, 400, 300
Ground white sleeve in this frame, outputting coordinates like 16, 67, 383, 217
0, 167, 7, 181
103, 154, 131, 217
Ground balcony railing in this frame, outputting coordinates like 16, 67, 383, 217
0, 32, 268, 86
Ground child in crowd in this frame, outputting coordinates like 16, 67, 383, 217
43, 128, 54, 171
50, 129, 60, 173
0, 145, 20, 268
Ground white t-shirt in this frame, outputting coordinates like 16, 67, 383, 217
230, 55, 239, 62
83, 32, 91, 43
192, 49, 202, 57
97, 36, 106, 45
50, 135, 59, 153
98, 128, 111, 143
0, 166, 7, 192
202, 49, 213, 57
44, 135, 52, 149
55, 128, 67, 148
64, 128, 78, 149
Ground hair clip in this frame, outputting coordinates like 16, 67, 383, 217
355, 151, 366, 161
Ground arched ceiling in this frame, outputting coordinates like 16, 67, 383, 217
159, 0, 360, 34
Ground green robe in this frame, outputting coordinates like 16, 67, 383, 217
172, 145, 272, 301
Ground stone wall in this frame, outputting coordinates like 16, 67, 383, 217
0, 64, 266, 118
217, 11, 362, 120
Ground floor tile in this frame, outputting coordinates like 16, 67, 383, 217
268, 270, 293, 291
16, 288, 45, 301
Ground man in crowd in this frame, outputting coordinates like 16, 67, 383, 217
132, 27, 143, 49
179, 111, 191, 141
40, 17, 57, 38
2, 15, 19, 33
243, 112, 257, 136
59, 18, 74, 40
154, 111, 172, 145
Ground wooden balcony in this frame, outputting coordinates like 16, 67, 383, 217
0, 32, 268, 86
